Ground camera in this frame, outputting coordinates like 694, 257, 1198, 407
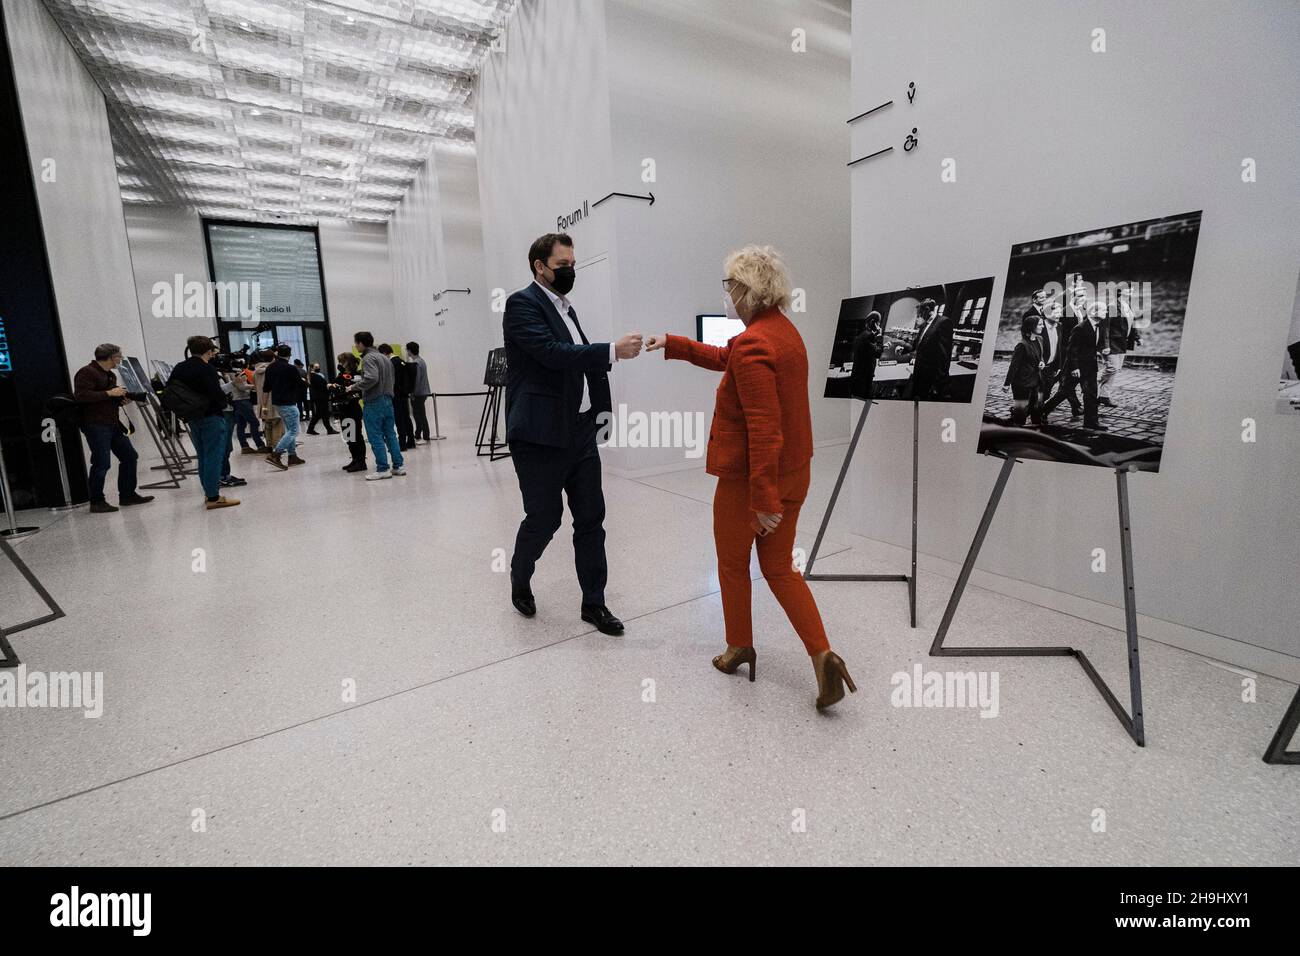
211, 347, 250, 374
124, 391, 148, 402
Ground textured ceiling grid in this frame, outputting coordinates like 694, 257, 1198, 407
40, 0, 516, 223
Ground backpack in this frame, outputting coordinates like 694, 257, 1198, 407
161, 377, 208, 421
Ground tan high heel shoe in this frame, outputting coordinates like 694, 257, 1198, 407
812, 650, 856, 710
712, 645, 756, 682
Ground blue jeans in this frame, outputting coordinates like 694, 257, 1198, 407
274, 405, 300, 455
232, 399, 263, 448
81, 423, 138, 501
189, 415, 226, 500
361, 395, 403, 472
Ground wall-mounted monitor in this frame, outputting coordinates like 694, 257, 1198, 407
697, 313, 745, 348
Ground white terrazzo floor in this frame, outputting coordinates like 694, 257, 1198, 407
0, 427, 1296, 865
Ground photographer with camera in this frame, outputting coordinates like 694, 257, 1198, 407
167, 335, 239, 510
72, 343, 154, 514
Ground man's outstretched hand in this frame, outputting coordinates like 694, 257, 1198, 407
615, 333, 644, 360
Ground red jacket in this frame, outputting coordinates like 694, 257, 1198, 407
665, 307, 814, 513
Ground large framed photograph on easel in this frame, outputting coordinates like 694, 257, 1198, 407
932, 211, 1204, 747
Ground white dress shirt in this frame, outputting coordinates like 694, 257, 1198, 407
533, 280, 616, 414
1044, 323, 1059, 362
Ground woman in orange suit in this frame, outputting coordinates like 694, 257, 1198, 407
645, 246, 856, 710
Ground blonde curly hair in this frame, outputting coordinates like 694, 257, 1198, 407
725, 245, 791, 316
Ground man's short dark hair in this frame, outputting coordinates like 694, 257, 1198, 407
528, 233, 573, 275
93, 343, 121, 361
188, 335, 216, 356
354, 331, 374, 348
918, 298, 938, 316
377, 343, 393, 355
276, 344, 292, 358
406, 342, 420, 355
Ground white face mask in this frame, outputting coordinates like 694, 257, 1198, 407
723, 289, 742, 324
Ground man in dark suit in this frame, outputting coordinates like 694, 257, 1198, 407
907, 298, 953, 400
1041, 291, 1086, 419
1098, 289, 1141, 407
1064, 302, 1108, 431
503, 232, 643, 635
1022, 289, 1047, 324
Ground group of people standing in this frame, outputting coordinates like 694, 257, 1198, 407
72, 334, 438, 513
1002, 285, 1141, 429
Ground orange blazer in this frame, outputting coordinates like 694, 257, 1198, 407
665, 307, 814, 513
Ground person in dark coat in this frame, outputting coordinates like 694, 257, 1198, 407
1002, 314, 1046, 426
848, 311, 884, 401
330, 352, 367, 472
306, 363, 336, 435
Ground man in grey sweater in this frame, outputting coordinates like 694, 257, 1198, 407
347, 331, 405, 479
406, 341, 434, 442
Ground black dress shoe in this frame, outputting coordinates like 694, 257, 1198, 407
1087, 422, 1109, 431
1098, 397, 1116, 407
344, 461, 367, 473
581, 604, 624, 635
88, 499, 118, 514
512, 589, 536, 617
119, 494, 154, 506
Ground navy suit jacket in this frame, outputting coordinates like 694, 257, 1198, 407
503, 281, 612, 448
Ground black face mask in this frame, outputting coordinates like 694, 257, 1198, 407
547, 265, 576, 296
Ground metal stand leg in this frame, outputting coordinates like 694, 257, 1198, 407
0, 630, 18, 668
429, 395, 446, 440
930, 456, 1146, 747
1263, 685, 1300, 764
802, 399, 913, 623
0, 534, 67, 667
909, 400, 919, 628
0, 438, 39, 539
49, 428, 81, 512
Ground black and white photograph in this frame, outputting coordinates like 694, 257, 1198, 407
823, 276, 995, 401
1277, 269, 1300, 414
979, 211, 1202, 470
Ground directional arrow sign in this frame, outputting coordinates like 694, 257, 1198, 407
592, 191, 655, 208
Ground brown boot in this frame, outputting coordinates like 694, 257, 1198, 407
812, 650, 857, 711
265, 452, 289, 471
205, 496, 240, 510
287, 454, 306, 466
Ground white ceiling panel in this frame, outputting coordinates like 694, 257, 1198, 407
41, 0, 515, 223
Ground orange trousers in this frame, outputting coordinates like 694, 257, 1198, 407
713, 463, 830, 656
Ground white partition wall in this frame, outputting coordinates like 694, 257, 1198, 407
847, 0, 1300, 676
476, 0, 852, 474
5, 0, 145, 369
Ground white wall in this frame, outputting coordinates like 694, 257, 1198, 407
476, 0, 620, 435
434, 143, 496, 413
605, 0, 851, 473
386, 152, 457, 419
122, 205, 212, 366
848, 0, 1300, 675
317, 218, 396, 361
6, 0, 145, 369
476, 0, 851, 473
